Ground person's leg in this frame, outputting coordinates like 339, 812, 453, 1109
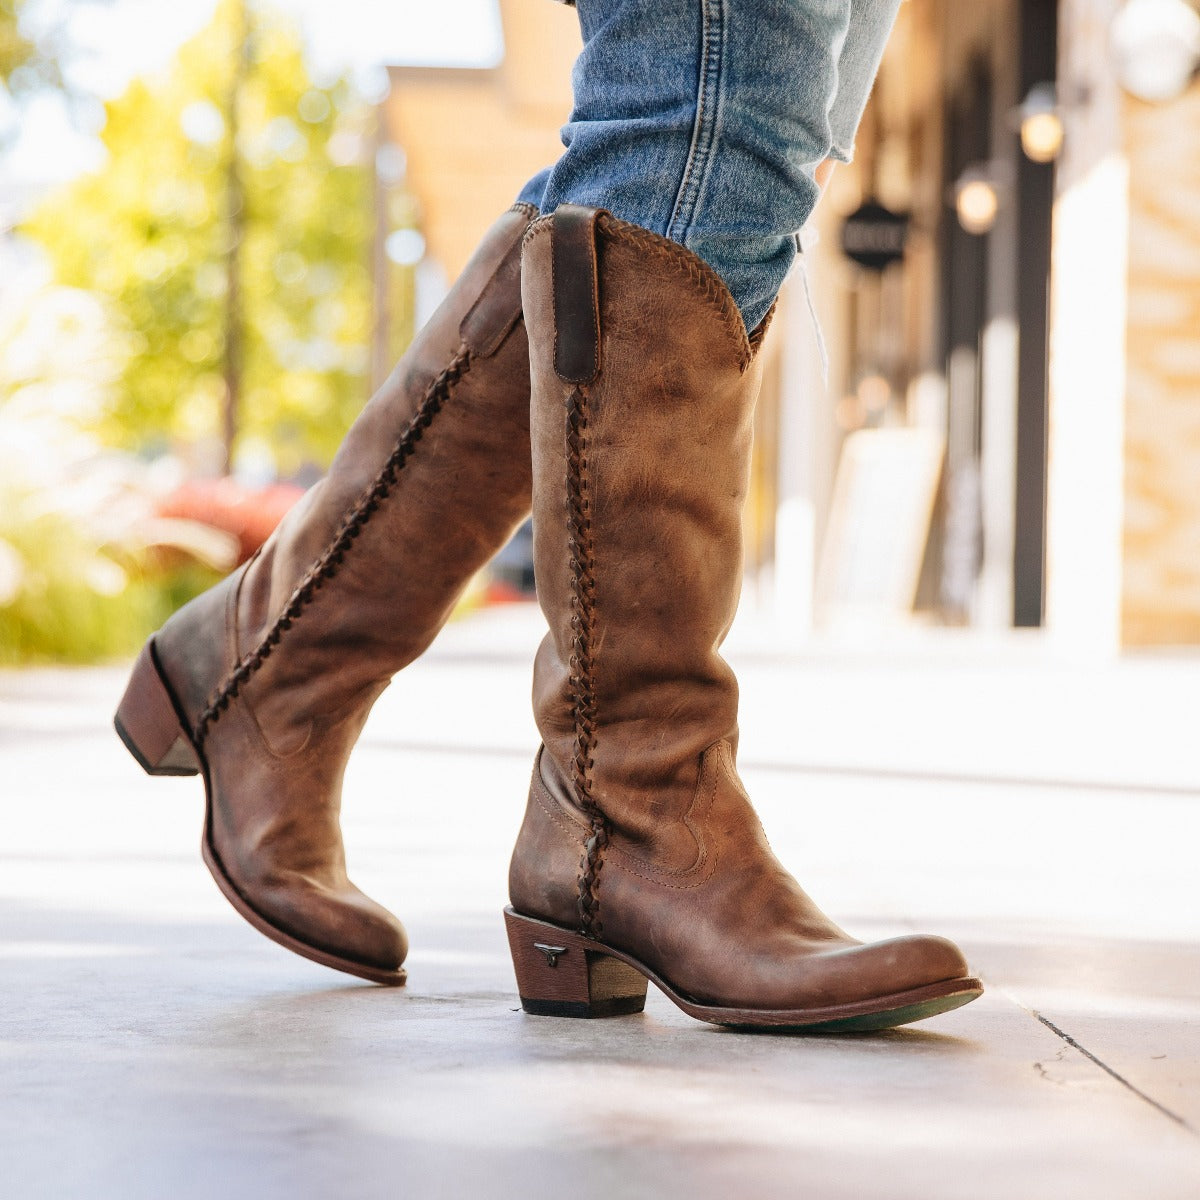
508, 205, 982, 1029
114, 205, 538, 985
524, 0, 902, 329
533, 0, 848, 332
527, 0, 898, 331
517, 165, 552, 210
828, 0, 903, 165
504, 4, 980, 1030
810, 0, 902, 197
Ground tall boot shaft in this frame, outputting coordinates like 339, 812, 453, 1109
524, 206, 766, 870
163, 204, 535, 747
117, 205, 537, 983
508, 207, 979, 1028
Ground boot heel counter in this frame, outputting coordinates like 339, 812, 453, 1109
509, 749, 587, 929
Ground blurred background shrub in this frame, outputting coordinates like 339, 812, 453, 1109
1, 0, 381, 662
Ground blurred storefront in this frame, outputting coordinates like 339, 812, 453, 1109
374, 0, 1200, 650
375, 0, 576, 325
785, 0, 1200, 650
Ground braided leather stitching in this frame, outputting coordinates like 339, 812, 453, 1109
192, 348, 473, 745
565, 385, 607, 938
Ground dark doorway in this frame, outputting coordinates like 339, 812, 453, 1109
1012, 0, 1058, 626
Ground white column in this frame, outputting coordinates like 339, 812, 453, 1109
1044, 0, 1128, 656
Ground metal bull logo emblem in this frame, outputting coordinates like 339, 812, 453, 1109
533, 942, 568, 968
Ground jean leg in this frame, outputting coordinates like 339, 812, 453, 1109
537, 0, 854, 331
536, 0, 705, 236
517, 166, 553, 210
827, 0, 903, 163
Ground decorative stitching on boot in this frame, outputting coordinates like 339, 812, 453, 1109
596, 214, 755, 372
565, 384, 608, 939
192, 348, 473, 746
524, 213, 758, 373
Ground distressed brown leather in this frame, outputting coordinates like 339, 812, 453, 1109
510, 207, 972, 1011
151, 204, 537, 974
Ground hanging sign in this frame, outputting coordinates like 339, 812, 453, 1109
840, 200, 910, 270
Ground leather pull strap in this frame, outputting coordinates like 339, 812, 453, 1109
552, 205, 604, 385
459, 221, 526, 359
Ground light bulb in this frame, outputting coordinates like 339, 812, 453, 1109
1017, 85, 1067, 162
956, 178, 999, 235
1110, 0, 1200, 102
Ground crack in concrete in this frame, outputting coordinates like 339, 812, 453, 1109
1033, 1011, 1194, 1135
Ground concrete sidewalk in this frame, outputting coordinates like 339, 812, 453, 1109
2, 604, 1198, 1199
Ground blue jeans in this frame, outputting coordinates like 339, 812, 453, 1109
518, 0, 901, 331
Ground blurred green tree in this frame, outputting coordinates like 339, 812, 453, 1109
23, 0, 376, 474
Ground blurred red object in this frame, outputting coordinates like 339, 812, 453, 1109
482, 578, 529, 606
157, 478, 306, 564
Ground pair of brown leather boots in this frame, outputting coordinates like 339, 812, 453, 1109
115, 203, 981, 1031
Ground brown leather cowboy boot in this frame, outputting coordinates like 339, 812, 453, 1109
115, 204, 537, 985
505, 205, 982, 1030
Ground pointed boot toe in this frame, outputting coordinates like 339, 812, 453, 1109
868, 933, 973, 992
782, 933, 981, 1032
201, 835, 410, 985
255, 877, 409, 979
789, 932, 977, 1012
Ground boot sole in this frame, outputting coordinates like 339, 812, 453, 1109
505, 907, 982, 1032
115, 639, 407, 988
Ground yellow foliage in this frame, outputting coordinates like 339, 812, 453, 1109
22, 0, 381, 469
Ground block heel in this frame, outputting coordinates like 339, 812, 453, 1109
113, 641, 201, 777
504, 907, 649, 1018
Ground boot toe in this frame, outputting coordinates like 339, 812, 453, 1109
907, 932, 972, 985
330, 889, 409, 973
834, 932, 973, 1002
256, 877, 409, 974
